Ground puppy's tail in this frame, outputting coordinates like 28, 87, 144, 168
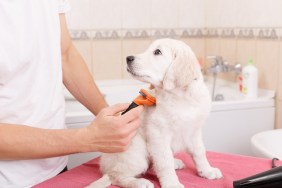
84, 174, 111, 188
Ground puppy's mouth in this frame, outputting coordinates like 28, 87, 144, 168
127, 67, 147, 78
127, 67, 156, 86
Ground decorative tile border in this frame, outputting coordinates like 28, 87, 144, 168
180, 29, 206, 38
70, 30, 92, 40
70, 28, 282, 40
237, 28, 255, 39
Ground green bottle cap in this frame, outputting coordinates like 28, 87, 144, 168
248, 58, 254, 65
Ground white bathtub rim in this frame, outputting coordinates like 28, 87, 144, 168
65, 78, 274, 101
211, 98, 274, 112
65, 78, 275, 121
251, 129, 282, 159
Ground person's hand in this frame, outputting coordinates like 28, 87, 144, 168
80, 103, 144, 153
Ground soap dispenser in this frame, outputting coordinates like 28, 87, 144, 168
242, 58, 258, 98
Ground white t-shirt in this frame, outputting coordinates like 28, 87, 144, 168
0, 1, 71, 187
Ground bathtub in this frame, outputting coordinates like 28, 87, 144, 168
65, 78, 275, 168
251, 129, 282, 159
203, 77, 275, 156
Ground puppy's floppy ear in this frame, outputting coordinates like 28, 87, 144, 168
163, 48, 201, 90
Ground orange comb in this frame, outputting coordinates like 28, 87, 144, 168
121, 89, 156, 115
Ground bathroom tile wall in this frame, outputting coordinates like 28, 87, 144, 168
205, 0, 282, 28
278, 45, 282, 129
181, 38, 206, 67
205, 36, 281, 90
256, 40, 280, 90
68, 0, 282, 128
122, 0, 151, 29
121, 39, 153, 78
91, 40, 123, 80
205, 35, 282, 129
67, 0, 206, 30
279, 45, 282, 101
203, 0, 282, 129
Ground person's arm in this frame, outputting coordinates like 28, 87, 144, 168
0, 104, 143, 160
60, 14, 106, 115
0, 13, 144, 160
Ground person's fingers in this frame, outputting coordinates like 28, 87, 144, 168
111, 118, 141, 140
93, 131, 137, 153
124, 118, 142, 133
101, 103, 130, 116
87, 104, 144, 153
121, 105, 144, 123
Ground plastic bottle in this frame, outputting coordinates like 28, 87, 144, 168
242, 58, 258, 98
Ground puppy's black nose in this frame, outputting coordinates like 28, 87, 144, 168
126, 56, 135, 64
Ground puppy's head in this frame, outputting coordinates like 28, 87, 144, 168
126, 38, 202, 90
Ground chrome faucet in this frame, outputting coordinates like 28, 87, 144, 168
206, 55, 242, 101
206, 56, 242, 74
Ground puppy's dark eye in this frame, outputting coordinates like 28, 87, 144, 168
154, 49, 162, 55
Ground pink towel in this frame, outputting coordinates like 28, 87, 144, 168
34, 151, 282, 188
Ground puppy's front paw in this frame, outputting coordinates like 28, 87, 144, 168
174, 158, 185, 170
198, 167, 223, 179
130, 178, 154, 188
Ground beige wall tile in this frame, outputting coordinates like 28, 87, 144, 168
219, 38, 237, 62
237, 39, 257, 67
121, 39, 152, 79
205, 38, 238, 81
182, 38, 206, 68
278, 42, 282, 100
217, 38, 238, 81
276, 100, 282, 129
256, 40, 279, 90
233, 39, 257, 83
151, 0, 179, 28
92, 40, 123, 80
205, 38, 221, 68
73, 40, 93, 73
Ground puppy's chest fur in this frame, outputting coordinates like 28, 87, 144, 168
141, 88, 210, 134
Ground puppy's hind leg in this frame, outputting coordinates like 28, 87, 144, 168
188, 130, 222, 179
148, 138, 184, 188
174, 158, 185, 170
85, 174, 111, 188
110, 175, 154, 188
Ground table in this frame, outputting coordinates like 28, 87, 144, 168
34, 151, 282, 188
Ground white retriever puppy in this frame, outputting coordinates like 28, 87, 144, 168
86, 38, 222, 188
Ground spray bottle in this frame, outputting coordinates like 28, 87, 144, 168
242, 58, 258, 98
